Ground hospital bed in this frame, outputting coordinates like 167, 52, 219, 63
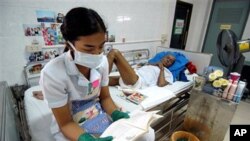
20, 46, 212, 141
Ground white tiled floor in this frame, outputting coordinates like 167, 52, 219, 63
223, 101, 250, 141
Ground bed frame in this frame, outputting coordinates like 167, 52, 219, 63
0, 81, 21, 141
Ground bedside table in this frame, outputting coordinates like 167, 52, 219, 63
183, 89, 238, 141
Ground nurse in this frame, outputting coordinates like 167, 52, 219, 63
40, 7, 130, 141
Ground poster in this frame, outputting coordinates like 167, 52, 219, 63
174, 19, 184, 35
41, 22, 65, 45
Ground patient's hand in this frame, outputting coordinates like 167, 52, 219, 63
149, 62, 164, 70
33, 91, 44, 100
156, 62, 164, 71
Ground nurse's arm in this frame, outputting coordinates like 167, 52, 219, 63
99, 86, 118, 115
51, 103, 84, 141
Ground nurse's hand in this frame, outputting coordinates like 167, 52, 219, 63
78, 133, 113, 141
111, 110, 130, 122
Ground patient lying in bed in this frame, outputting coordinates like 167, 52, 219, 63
107, 49, 176, 89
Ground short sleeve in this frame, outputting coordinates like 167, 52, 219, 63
100, 56, 109, 86
40, 69, 68, 108
164, 68, 174, 84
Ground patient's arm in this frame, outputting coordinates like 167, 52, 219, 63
109, 76, 120, 86
107, 49, 138, 86
157, 63, 169, 87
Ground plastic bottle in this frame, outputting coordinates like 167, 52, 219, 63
233, 81, 246, 103
222, 79, 232, 99
227, 80, 238, 100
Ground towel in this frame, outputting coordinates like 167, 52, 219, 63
148, 51, 189, 81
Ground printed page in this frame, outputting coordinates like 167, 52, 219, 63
100, 119, 145, 141
100, 110, 162, 141
123, 110, 154, 130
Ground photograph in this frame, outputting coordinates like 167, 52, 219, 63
56, 12, 64, 23
27, 51, 44, 63
23, 24, 42, 36
36, 10, 55, 23
41, 23, 64, 45
28, 63, 44, 75
108, 34, 115, 42
42, 48, 60, 60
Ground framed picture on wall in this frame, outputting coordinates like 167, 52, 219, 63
56, 12, 64, 23
42, 48, 60, 60
41, 23, 64, 45
23, 24, 42, 36
108, 34, 115, 42
36, 10, 55, 23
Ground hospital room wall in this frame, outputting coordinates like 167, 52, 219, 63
0, 0, 176, 85
184, 0, 213, 52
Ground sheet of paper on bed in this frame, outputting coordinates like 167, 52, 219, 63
164, 81, 192, 94
137, 86, 175, 110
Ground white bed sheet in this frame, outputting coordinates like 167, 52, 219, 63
24, 85, 55, 141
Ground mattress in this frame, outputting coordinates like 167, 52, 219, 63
24, 85, 55, 141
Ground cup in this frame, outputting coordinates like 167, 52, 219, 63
230, 72, 240, 82
193, 76, 206, 91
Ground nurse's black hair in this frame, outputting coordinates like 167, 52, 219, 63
61, 7, 107, 52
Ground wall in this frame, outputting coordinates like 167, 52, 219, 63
0, 0, 175, 85
242, 14, 250, 39
242, 13, 250, 62
0, 0, 221, 85
181, 0, 213, 52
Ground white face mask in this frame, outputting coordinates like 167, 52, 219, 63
68, 41, 103, 68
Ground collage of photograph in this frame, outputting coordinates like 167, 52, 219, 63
23, 10, 65, 77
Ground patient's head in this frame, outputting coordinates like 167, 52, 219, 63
161, 55, 175, 67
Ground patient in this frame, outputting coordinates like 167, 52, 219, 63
107, 49, 175, 89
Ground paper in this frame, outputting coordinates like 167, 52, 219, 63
100, 110, 162, 141
137, 86, 175, 110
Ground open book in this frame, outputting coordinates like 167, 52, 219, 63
100, 110, 162, 141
